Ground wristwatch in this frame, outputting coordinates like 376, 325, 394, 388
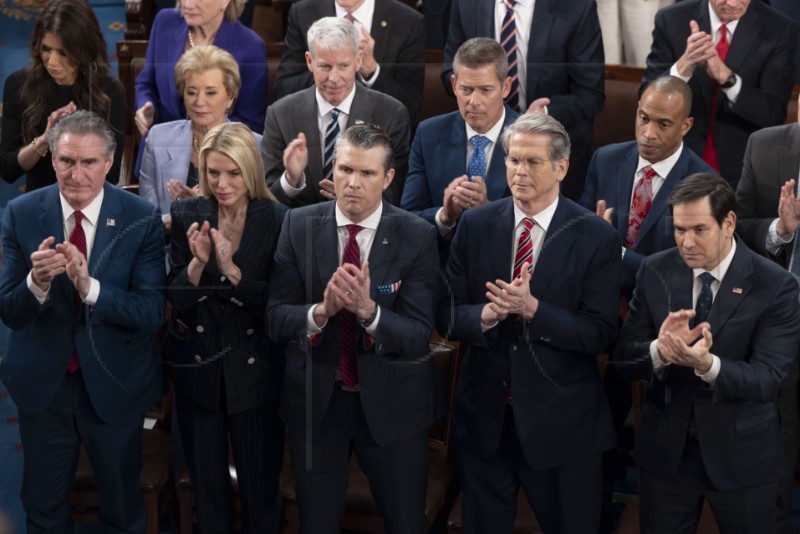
360, 305, 379, 328
720, 72, 737, 89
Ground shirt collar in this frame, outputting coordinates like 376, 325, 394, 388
637, 143, 685, 179
335, 0, 375, 27
335, 200, 383, 231
708, 4, 740, 37
60, 188, 104, 228
316, 84, 357, 119
513, 195, 558, 234
692, 237, 737, 282
465, 108, 507, 146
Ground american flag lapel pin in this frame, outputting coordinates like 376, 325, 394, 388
106, 218, 116, 227
732, 287, 743, 294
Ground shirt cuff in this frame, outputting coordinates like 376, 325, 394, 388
360, 63, 380, 87
27, 271, 49, 304
480, 320, 498, 333
669, 63, 691, 83
307, 303, 327, 336
721, 74, 741, 103
435, 207, 456, 236
363, 305, 381, 336
766, 218, 793, 255
281, 171, 306, 198
696, 354, 721, 384
83, 278, 100, 306
650, 339, 670, 377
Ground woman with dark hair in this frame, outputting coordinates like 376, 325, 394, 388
0, 0, 125, 191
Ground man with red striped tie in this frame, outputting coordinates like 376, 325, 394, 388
438, 112, 621, 533
268, 124, 445, 534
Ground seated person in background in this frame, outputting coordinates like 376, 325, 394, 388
641, 0, 797, 189
580, 76, 714, 290
139, 45, 261, 235
613, 174, 800, 533
735, 90, 800, 533
273, 0, 424, 123
401, 37, 519, 265
134, 0, 267, 136
262, 16, 410, 207
0, 0, 124, 191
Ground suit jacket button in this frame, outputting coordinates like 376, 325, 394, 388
247, 357, 255, 365
194, 355, 202, 362
196, 325, 204, 333
246, 328, 254, 335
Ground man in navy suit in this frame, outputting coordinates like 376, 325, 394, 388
614, 174, 800, 532
0, 111, 166, 533
401, 37, 519, 264
267, 125, 445, 533
641, 0, 796, 188
442, 0, 605, 201
438, 113, 621, 533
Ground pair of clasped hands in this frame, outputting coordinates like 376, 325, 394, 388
657, 310, 714, 373
30, 236, 91, 298
480, 261, 538, 326
313, 260, 376, 328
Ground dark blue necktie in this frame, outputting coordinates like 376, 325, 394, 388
500, 0, 520, 111
323, 108, 341, 182
467, 135, 490, 180
694, 272, 715, 326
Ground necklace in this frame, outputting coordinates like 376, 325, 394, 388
192, 136, 200, 154
187, 28, 196, 48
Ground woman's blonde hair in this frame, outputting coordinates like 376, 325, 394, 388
174, 45, 241, 103
198, 122, 274, 201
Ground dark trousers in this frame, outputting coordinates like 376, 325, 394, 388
639, 440, 780, 534
776, 357, 799, 534
176, 398, 284, 534
456, 405, 604, 534
18, 371, 146, 534
288, 388, 429, 534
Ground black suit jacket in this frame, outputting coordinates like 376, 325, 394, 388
437, 196, 620, 469
736, 122, 800, 267
642, 0, 797, 188
166, 197, 288, 413
272, 0, 425, 121
261, 84, 411, 207
267, 201, 446, 446
614, 239, 800, 490
441, 0, 605, 200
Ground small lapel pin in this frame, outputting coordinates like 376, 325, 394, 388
382, 238, 389, 245
732, 287, 743, 294
380, 20, 388, 28
355, 119, 365, 125
106, 218, 116, 227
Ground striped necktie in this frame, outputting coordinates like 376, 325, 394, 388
513, 217, 535, 279
323, 108, 342, 182
501, 0, 521, 112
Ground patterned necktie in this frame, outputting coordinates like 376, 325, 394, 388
513, 218, 535, 279
500, 0, 520, 111
701, 24, 729, 171
67, 210, 87, 374
625, 166, 656, 248
467, 135, 490, 180
694, 272, 715, 326
339, 224, 364, 388
323, 108, 342, 183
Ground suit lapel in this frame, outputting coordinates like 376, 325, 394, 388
486, 108, 516, 200
370, 1, 391, 64
779, 128, 800, 184
532, 198, 579, 297
478, 0, 495, 37
296, 89, 323, 198
442, 114, 468, 192
526, 0, 556, 99
723, 5, 759, 77
314, 204, 339, 288
694, 3, 714, 114
636, 149, 686, 247
708, 241, 751, 337
614, 149, 638, 236
161, 122, 193, 200
367, 204, 400, 291
89, 185, 123, 276
39, 187, 72, 305
490, 198, 517, 284
668, 252, 695, 314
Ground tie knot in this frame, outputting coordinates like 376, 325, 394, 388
346, 224, 364, 238
343, 12, 355, 23
471, 135, 489, 151
642, 166, 657, 181
719, 24, 727, 37
503, 0, 516, 8
73, 211, 85, 224
522, 217, 535, 231
330, 108, 341, 121
699, 272, 715, 287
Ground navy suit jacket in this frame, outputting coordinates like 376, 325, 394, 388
613, 239, 800, 490
400, 107, 518, 225
736, 122, 800, 267
642, 0, 797, 188
579, 142, 716, 288
267, 201, 446, 446
273, 0, 425, 121
0, 183, 166, 423
135, 8, 268, 132
442, 0, 605, 200
437, 196, 620, 469
262, 85, 410, 207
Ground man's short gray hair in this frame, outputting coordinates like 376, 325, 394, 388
307, 16, 360, 58
501, 112, 571, 168
47, 110, 116, 160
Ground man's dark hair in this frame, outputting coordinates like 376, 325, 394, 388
669, 173, 736, 226
642, 75, 693, 118
334, 124, 394, 172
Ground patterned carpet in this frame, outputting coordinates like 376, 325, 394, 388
0, 2, 126, 530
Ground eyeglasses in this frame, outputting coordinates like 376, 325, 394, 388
504, 156, 551, 171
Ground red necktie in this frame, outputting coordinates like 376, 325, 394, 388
701, 24, 729, 171
338, 224, 363, 388
513, 218, 535, 279
67, 211, 87, 374
343, 12, 355, 23
625, 166, 656, 248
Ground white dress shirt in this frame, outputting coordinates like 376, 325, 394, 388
335, 0, 382, 86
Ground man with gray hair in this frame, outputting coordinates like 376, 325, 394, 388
262, 16, 411, 208
268, 124, 445, 533
0, 110, 166, 533
438, 112, 621, 532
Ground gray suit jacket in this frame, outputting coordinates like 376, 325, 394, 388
736, 123, 800, 266
262, 84, 410, 208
